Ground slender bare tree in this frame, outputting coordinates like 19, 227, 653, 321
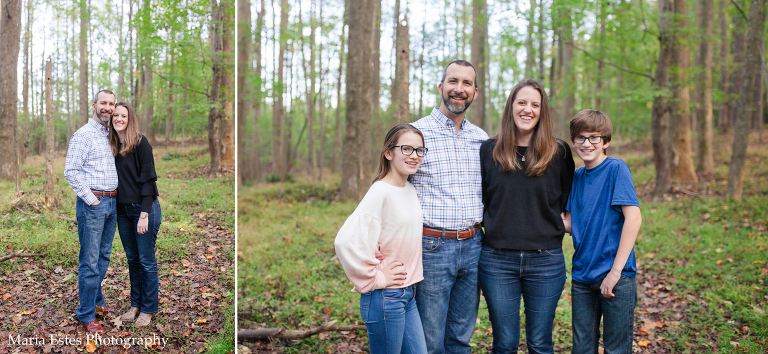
44, 56, 54, 206
728, 0, 765, 198
0, 0, 22, 182
696, 0, 714, 175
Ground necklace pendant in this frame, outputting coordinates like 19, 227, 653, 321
522, 156, 525, 162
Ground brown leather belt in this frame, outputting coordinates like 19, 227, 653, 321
423, 224, 481, 240
92, 190, 117, 197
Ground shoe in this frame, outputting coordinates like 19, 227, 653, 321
121, 307, 139, 322
135, 313, 152, 328
95, 305, 115, 317
82, 320, 106, 334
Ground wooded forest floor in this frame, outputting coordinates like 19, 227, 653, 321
0, 143, 235, 353
237, 131, 768, 353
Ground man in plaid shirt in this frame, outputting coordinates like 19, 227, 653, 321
64, 89, 118, 334
410, 60, 489, 354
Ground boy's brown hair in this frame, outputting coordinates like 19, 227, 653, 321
569, 109, 613, 147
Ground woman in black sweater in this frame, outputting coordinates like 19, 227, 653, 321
479, 79, 574, 353
109, 102, 162, 328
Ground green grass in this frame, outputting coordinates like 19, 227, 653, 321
238, 133, 768, 353
0, 144, 235, 353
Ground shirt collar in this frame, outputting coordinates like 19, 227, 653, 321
88, 118, 109, 134
430, 107, 466, 130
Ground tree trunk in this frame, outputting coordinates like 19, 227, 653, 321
695, 0, 715, 175
220, 0, 235, 165
166, 50, 174, 142
208, 0, 224, 174
728, 0, 765, 198
117, 0, 125, 100
45, 57, 54, 206
238, 0, 252, 185
0, 0, 22, 181
317, 0, 326, 180
143, 63, 155, 142
538, 0, 544, 82
558, 6, 575, 141
20, 1, 31, 164
652, 0, 673, 196
79, 0, 89, 126
471, 0, 486, 128
717, 0, 728, 132
392, 0, 409, 124
525, 0, 535, 79
669, 0, 698, 183
253, 0, 266, 180
595, 0, 605, 108
341, 0, 374, 201
307, 0, 318, 180
728, 10, 746, 130
333, 4, 346, 174
272, 0, 289, 176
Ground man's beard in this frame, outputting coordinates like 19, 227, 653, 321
442, 92, 473, 115
96, 110, 112, 123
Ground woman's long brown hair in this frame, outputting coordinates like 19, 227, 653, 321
372, 124, 425, 183
492, 78, 559, 176
109, 102, 143, 157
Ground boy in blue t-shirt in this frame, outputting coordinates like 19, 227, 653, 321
563, 109, 643, 354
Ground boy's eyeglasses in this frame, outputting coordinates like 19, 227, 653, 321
572, 135, 607, 144
392, 145, 428, 157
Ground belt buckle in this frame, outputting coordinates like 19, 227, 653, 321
456, 229, 468, 241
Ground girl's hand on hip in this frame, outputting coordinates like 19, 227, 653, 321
137, 218, 149, 235
383, 262, 407, 287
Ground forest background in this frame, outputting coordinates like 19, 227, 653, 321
0, 0, 236, 352
237, 0, 768, 352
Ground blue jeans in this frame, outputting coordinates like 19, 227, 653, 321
571, 275, 636, 354
360, 286, 428, 354
478, 246, 566, 354
415, 230, 482, 354
117, 200, 162, 314
75, 195, 117, 324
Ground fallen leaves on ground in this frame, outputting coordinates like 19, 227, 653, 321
0, 210, 233, 354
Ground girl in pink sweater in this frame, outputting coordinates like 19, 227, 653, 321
335, 124, 428, 354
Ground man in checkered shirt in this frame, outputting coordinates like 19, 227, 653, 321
410, 60, 489, 354
64, 89, 118, 334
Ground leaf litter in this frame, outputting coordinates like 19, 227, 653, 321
0, 210, 233, 354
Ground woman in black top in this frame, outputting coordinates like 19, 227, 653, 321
109, 102, 162, 328
478, 79, 574, 353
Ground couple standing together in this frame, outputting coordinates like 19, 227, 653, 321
336, 60, 642, 354
64, 90, 162, 333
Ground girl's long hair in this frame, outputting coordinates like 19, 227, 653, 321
372, 124, 426, 183
492, 78, 558, 176
109, 102, 142, 157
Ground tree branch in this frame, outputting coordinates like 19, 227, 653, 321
0, 250, 44, 262
568, 42, 655, 82
150, 69, 211, 98
237, 320, 366, 341
730, 0, 748, 22
14, 206, 76, 224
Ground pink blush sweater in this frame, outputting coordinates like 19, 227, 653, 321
334, 181, 424, 293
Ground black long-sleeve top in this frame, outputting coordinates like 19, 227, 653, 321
480, 138, 575, 250
115, 135, 159, 213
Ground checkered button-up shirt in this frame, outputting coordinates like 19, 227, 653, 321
64, 119, 119, 205
410, 108, 489, 230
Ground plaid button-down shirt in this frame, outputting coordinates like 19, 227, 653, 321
410, 108, 489, 230
64, 119, 119, 205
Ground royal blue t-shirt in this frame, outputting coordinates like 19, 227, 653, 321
566, 157, 640, 284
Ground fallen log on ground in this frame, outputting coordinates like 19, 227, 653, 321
0, 249, 44, 262
238, 320, 366, 341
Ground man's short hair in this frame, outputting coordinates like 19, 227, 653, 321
569, 109, 613, 144
441, 60, 478, 88
92, 89, 116, 104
